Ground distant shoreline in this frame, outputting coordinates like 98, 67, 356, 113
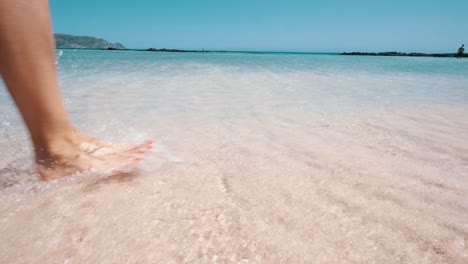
56, 48, 338, 55
57, 47, 216, 53
54, 33, 465, 57
341, 51, 467, 58
55, 47, 466, 57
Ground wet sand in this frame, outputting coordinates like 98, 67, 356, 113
1, 104, 467, 263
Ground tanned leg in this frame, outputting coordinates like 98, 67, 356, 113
0, 0, 153, 180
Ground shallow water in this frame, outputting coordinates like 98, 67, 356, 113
0, 51, 467, 263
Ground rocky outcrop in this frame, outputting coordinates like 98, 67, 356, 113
146, 48, 196, 52
54, 33, 126, 49
341, 52, 466, 58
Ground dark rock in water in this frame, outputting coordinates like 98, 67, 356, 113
145, 48, 194, 52
341, 51, 458, 58
54, 33, 126, 49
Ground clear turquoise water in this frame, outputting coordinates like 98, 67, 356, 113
1, 49, 467, 181
1, 50, 468, 150
2, 50, 468, 111
56, 50, 468, 107
1, 50, 468, 157
1, 50, 468, 262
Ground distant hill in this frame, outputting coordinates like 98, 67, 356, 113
54, 33, 126, 49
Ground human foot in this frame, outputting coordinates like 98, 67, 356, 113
36, 132, 153, 181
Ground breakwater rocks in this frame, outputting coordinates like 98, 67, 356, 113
146, 48, 209, 53
341, 51, 467, 58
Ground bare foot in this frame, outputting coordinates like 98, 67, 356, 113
36, 131, 153, 181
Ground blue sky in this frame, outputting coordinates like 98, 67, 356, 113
50, 0, 467, 53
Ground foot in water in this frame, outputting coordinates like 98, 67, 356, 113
36, 131, 153, 181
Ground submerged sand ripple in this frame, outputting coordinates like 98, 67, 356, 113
0, 105, 467, 263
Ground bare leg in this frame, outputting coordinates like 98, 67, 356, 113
0, 0, 152, 180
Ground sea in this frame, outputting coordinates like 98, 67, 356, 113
0, 50, 467, 263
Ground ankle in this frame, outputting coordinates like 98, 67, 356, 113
33, 126, 80, 164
